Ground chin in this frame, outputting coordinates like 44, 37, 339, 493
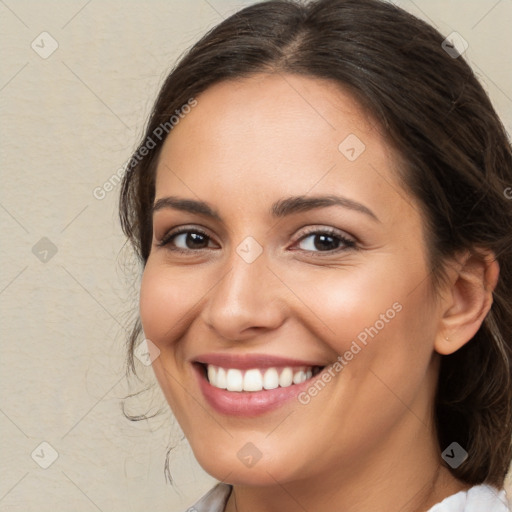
192, 445, 300, 486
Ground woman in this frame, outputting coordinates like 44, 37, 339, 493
119, 0, 512, 510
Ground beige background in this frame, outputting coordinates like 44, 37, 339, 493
1, 1, 511, 511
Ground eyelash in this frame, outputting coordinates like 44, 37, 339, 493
156, 226, 357, 256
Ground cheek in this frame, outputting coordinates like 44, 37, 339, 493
139, 262, 201, 347
280, 252, 436, 384
139, 266, 174, 342
139, 262, 203, 426
278, 259, 409, 349
138, 260, 206, 386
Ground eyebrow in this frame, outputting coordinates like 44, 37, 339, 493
152, 194, 380, 222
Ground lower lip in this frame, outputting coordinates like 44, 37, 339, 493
193, 363, 321, 416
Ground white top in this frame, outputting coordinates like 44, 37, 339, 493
184, 483, 511, 511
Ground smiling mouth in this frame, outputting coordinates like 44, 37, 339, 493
197, 363, 325, 392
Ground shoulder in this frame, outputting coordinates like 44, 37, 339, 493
183, 483, 232, 512
427, 484, 511, 512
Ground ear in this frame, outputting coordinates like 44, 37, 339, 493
434, 250, 499, 355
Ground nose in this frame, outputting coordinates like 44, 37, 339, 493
200, 251, 287, 342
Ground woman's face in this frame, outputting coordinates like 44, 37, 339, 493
140, 73, 444, 486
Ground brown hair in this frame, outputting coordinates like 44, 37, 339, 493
119, 0, 512, 487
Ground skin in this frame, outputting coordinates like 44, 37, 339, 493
139, 73, 498, 512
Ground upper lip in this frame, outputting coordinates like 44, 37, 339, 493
193, 353, 328, 369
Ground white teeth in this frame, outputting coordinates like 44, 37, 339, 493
243, 369, 263, 392
205, 365, 319, 392
216, 367, 227, 389
226, 369, 243, 391
279, 367, 293, 387
263, 368, 279, 390
293, 369, 307, 384
207, 365, 216, 385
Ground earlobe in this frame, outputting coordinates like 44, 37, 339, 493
434, 251, 499, 356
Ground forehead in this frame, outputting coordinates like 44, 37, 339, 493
160, 73, 375, 161
154, 73, 413, 227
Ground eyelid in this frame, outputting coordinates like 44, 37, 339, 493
289, 226, 357, 253
156, 224, 217, 249
292, 225, 356, 243
155, 224, 357, 254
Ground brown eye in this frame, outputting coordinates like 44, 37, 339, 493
158, 228, 216, 251
175, 231, 210, 249
296, 230, 356, 253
